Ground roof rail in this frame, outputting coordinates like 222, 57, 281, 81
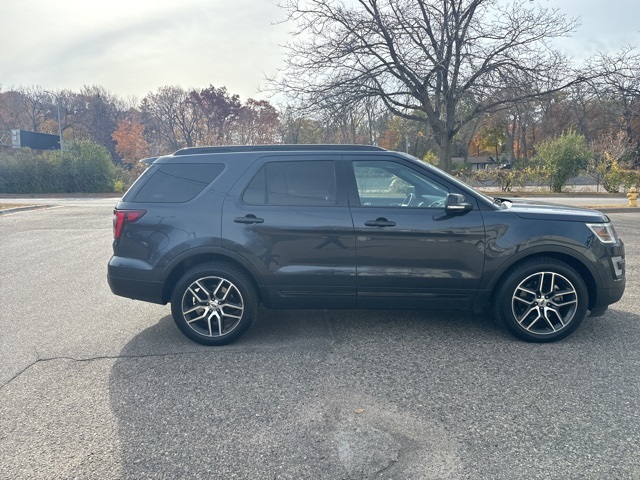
172, 144, 385, 156
139, 156, 159, 165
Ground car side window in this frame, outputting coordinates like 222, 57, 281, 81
352, 160, 449, 208
242, 161, 337, 206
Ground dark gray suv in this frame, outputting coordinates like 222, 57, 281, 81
108, 145, 625, 345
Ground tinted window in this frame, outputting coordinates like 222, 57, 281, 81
243, 161, 337, 206
133, 163, 224, 203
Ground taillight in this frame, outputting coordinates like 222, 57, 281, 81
113, 209, 146, 239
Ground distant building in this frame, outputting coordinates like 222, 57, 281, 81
10, 129, 60, 150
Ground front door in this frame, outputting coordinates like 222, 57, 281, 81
346, 156, 486, 309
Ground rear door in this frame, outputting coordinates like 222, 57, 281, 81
222, 155, 356, 308
345, 155, 486, 309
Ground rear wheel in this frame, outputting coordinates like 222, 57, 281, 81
170, 263, 257, 346
493, 258, 588, 342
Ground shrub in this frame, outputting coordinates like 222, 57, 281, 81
590, 150, 639, 193
535, 131, 592, 193
422, 150, 439, 166
49, 140, 117, 193
620, 169, 640, 190
596, 155, 625, 193
470, 168, 526, 192
451, 161, 472, 179
0, 149, 61, 193
113, 179, 125, 193
0, 140, 123, 194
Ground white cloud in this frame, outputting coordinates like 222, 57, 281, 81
1, 0, 637, 100
1, 0, 288, 99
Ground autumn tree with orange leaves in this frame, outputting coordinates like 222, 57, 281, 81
112, 119, 150, 173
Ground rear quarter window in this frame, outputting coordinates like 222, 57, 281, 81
131, 163, 224, 203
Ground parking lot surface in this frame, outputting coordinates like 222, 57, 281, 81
0, 205, 638, 479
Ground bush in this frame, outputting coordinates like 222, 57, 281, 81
620, 169, 640, 190
597, 156, 625, 193
451, 161, 472, 179
470, 168, 525, 192
422, 151, 439, 166
0, 149, 61, 193
113, 179, 125, 193
49, 140, 117, 193
590, 153, 640, 193
536, 131, 592, 193
0, 140, 123, 194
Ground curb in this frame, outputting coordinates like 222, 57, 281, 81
0, 205, 57, 215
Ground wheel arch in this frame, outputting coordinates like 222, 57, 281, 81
160, 247, 268, 305
486, 250, 600, 310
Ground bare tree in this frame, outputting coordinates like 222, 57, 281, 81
69, 86, 126, 159
234, 99, 280, 144
141, 86, 201, 151
272, 0, 587, 171
588, 48, 640, 165
278, 106, 325, 143
192, 86, 243, 145
0, 86, 49, 132
0, 90, 27, 131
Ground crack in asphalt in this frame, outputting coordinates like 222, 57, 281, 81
0, 342, 335, 392
0, 351, 201, 391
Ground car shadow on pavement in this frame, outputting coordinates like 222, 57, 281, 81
108, 306, 639, 478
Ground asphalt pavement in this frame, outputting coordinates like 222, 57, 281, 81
0, 204, 638, 479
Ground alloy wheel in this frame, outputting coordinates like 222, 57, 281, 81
181, 276, 245, 338
511, 271, 578, 335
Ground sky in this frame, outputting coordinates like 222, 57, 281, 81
1, 0, 638, 104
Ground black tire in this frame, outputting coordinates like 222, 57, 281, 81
170, 262, 258, 346
493, 258, 589, 343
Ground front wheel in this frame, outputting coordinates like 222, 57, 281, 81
493, 258, 589, 342
170, 263, 257, 346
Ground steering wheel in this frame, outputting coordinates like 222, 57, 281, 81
401, 192, 416, 207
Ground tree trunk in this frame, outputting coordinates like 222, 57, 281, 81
507, 119, 516, 160
439, 130, 454, 172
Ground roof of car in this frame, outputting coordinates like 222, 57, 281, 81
172, 144, 386, 156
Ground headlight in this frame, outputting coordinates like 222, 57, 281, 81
586, 223, 618, 244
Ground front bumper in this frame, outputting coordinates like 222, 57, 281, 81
591, 277, 626, 311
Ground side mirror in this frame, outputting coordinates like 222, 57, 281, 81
445, 193, 472, 213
